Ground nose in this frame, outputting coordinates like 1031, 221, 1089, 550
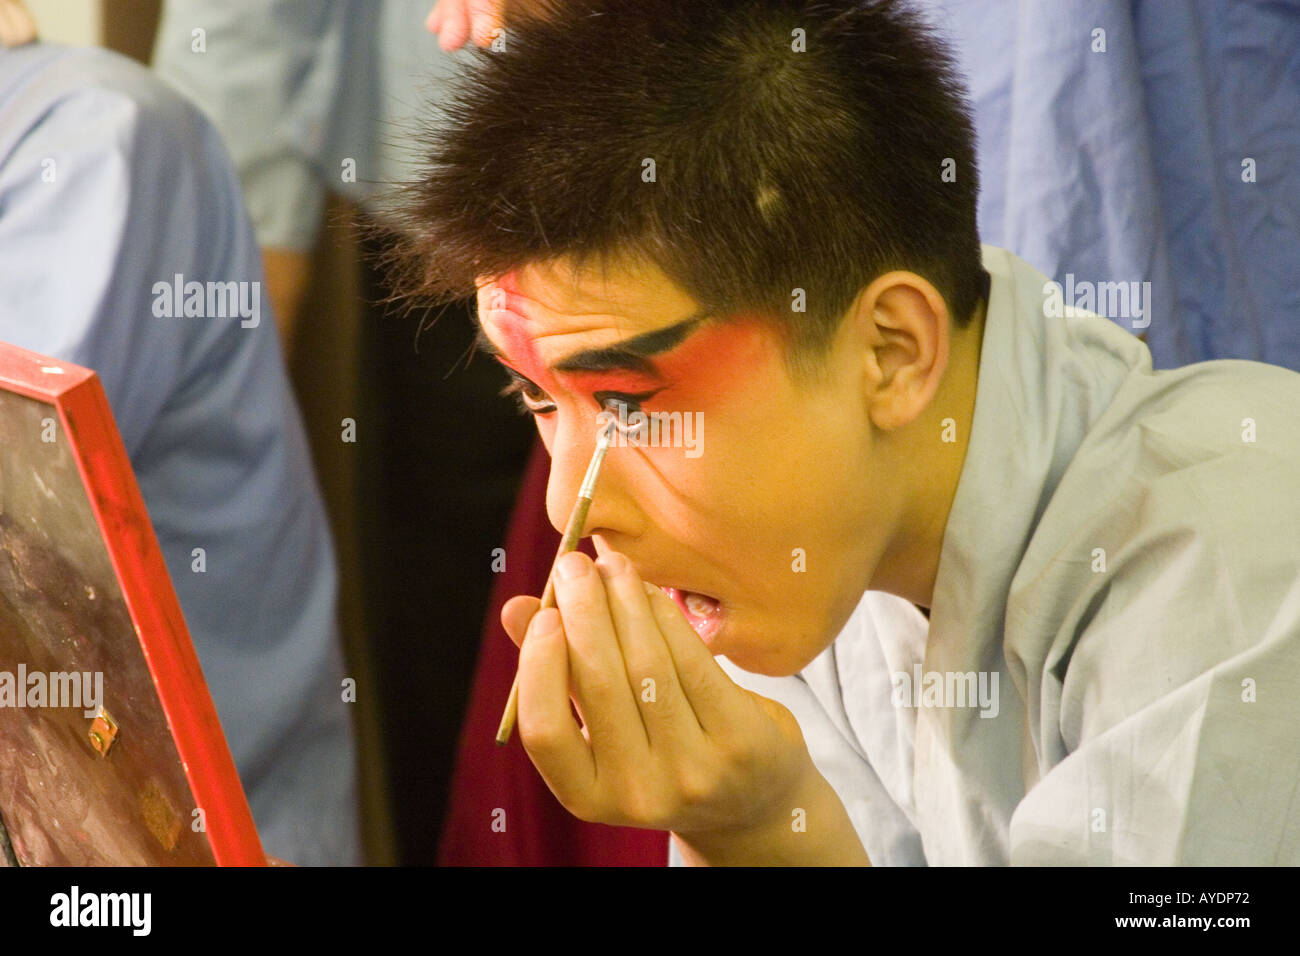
544, 414, 645, 541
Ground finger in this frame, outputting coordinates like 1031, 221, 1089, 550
552, 551, 651, 764
438, 2, 471, 50
643, 583, 742, 735
593, 543, 703, 748
502, 593, 592, 728
0, 3, 36, 47
425, 3, 444, 34
469, 0, 503, 45
501, 594, 541, 649
517, 607, 597, 809
469, 14, 497, 46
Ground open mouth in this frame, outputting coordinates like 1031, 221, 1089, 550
658, 586, 724, 643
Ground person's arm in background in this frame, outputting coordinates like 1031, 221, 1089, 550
152, 0, 345, 354
0, 0, 35, 46
262, 247, 312, 351
426, 0, 505, 49
427, 0, 555, 49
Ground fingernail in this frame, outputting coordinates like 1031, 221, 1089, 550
556, 551, 589, 581
595, 551, 628, 577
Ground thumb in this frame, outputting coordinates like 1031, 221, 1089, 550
501, 594, 542, 649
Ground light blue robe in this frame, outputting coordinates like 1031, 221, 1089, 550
680, 245, 1300, 865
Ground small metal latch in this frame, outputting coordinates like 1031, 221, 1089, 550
88, 708, 118, 757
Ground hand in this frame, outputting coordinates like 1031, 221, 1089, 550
261, 246, 312, 358
425, 0, 505, 50
0, 0, 37, 48
501, 543, 817, 843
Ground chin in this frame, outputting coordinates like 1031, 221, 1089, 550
663, 589, 826, 678
715, 634, 810, 679
729, 614, 839, 677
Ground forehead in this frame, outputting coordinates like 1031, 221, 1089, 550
476, 256, 701, 341
472, 257, 790, 391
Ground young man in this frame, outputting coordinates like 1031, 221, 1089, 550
397, 0, 1300, 864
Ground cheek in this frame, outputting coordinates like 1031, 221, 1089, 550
535, 415, 558, 453
651, 319, 794, 487
622, 322, 793, 543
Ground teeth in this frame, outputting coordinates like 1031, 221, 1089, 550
683, 592, 719, 618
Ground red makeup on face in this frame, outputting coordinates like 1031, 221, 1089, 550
632, 318, 774, 409
482, 280, 550, 389
482, 286, 777, 414
481, 280, 793, 656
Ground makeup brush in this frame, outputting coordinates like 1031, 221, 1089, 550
496, 418, 618, 746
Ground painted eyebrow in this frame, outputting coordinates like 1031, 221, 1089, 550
474, 310, 711, 377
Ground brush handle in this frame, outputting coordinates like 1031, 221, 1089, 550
495, 493, 595, 745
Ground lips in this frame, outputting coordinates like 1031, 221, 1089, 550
599, 539, 727, 645
659, 586, 724, 643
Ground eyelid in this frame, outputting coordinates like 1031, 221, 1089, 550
500, 366, 662, 404
501, 366, 533, 387
499, 372, 556, 413
593, 389, 662, 408
500, 367, 548, 399
498, 367, 665, 419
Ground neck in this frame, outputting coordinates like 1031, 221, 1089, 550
869, 299, 987, 608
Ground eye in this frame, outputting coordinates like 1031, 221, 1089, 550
595, 393, 644, 418
594, 390, 659, 418
499, 373, 556, 415
499, 371, 663, 421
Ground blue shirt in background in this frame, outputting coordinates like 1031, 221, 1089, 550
0, 41, 360, 865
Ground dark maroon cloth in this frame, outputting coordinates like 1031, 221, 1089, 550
437, 437, 670, 866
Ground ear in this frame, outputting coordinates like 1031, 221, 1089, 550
854, 271, 951, 430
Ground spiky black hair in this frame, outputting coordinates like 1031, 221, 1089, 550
389, 0, 986, 376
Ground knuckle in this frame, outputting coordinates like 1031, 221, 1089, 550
682, 671, 721, 711
518, 714, 566, 756
714, 735, 761, 783
675, 763, 719, 809
574, 668, 620, 704
641, 674, 682, 720
559, 585, 601, 617
562, 791, 600, 824
614, 783, 667, 829
626, 659, 665, 694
